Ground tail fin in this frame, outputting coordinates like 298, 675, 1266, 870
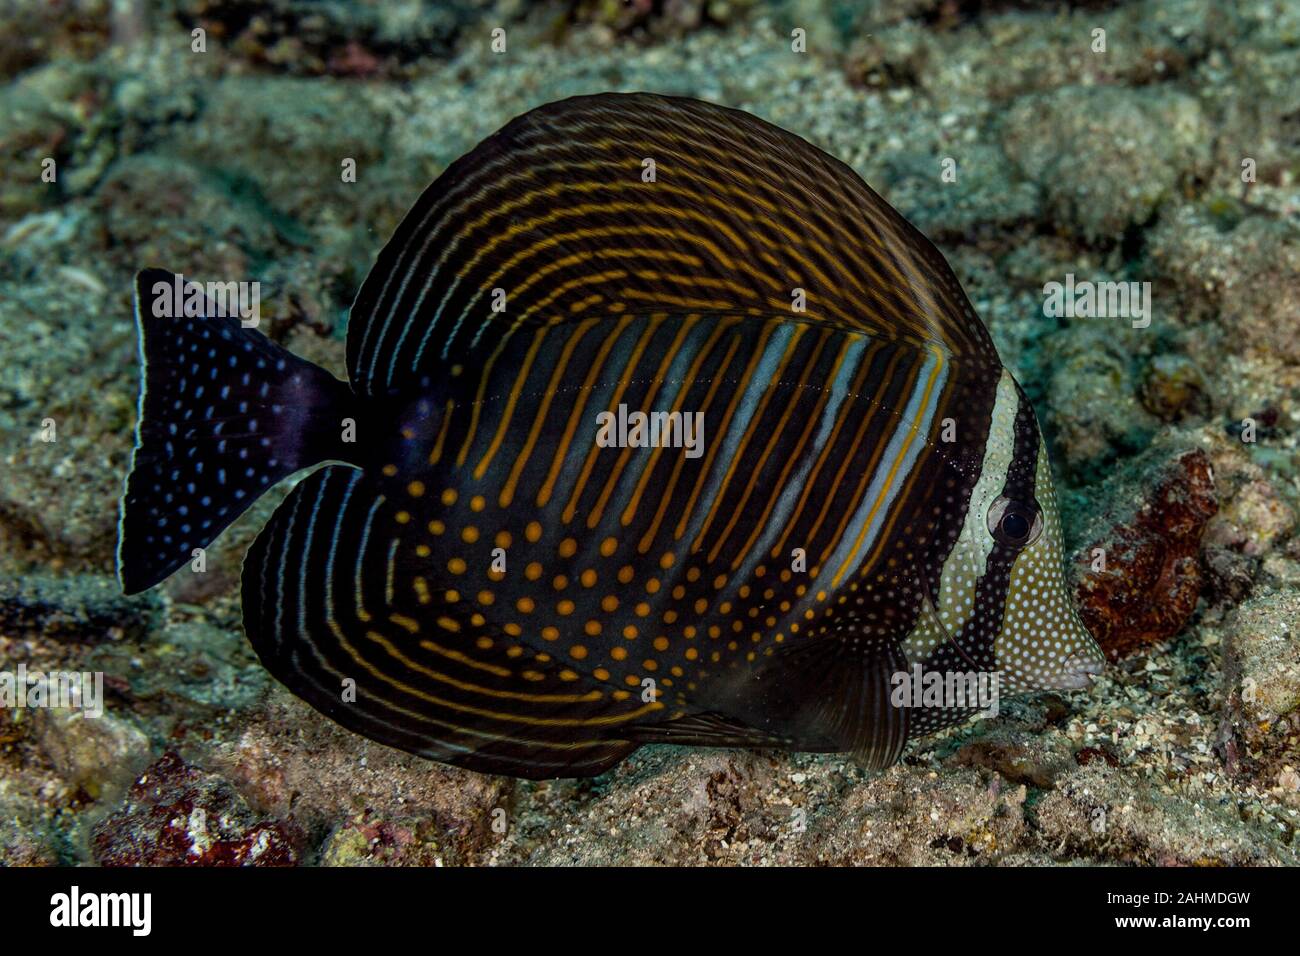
118, 268, 355, 595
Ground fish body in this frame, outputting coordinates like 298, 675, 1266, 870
118, 93, 1104, 778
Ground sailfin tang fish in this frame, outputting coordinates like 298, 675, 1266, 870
118, 92, 1105, 779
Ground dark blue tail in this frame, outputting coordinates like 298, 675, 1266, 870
118, 268, 355, 594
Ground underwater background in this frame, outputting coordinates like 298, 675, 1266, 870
1, 0, 1298, 865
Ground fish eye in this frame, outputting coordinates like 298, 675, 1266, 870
987, 497, 1043, 548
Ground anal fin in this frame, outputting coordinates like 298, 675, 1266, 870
242, 465, 650, 779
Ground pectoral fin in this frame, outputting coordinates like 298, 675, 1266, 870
702, 636, 912, 770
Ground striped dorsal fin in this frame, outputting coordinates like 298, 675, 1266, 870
346, 92, 1000, 397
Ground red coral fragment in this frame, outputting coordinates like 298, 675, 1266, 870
1075, 449, 1218, 660
91, 752, 300, 866
327, 41, 381, 78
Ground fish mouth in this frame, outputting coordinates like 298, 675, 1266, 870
1040, 651, 1107, 691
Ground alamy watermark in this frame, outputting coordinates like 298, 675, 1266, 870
1042, 273, 1151, 329
890, 664, 1000, 717
595, 403, 704, 458
50, 886, 150, 936
1, 664, 103, 718
149, 272, 261, 328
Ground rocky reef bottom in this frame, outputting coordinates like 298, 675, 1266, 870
2, 0, 1299, 865
2, 434, 1297, 865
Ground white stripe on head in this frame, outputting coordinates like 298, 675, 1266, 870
902, 368, 1019, 661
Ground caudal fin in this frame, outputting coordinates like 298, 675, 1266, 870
118, 268, 354, 595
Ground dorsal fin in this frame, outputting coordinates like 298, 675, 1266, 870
346, 92, 1000, 397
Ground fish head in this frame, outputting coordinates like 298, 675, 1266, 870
926, 369, 1106, 694
984, 420, 1107, 692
